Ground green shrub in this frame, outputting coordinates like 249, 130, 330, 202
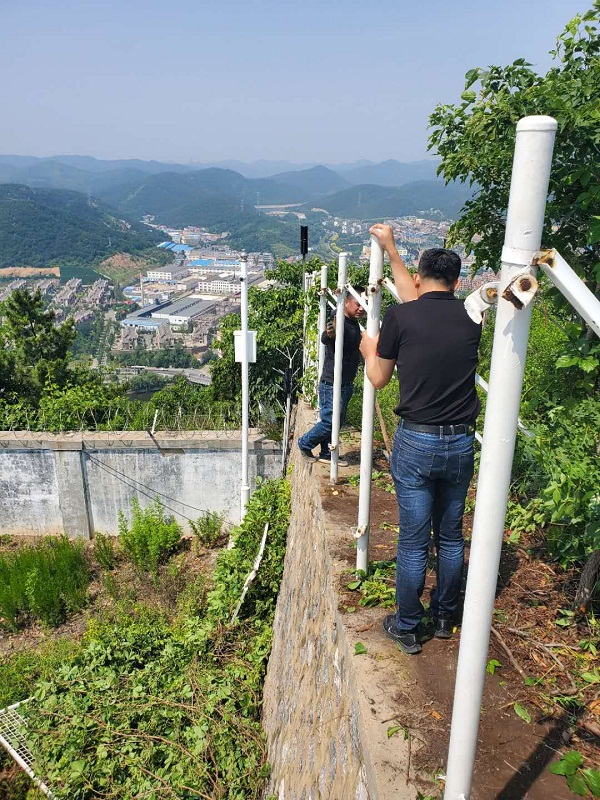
175, 574, 208, 618
190, 510, 225, 549
508, 398, 600, 566
118, 497, 181, 575
92, 533, 116, 570
0, 538, 90, 630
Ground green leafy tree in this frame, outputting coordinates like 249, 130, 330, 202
210, 284, 304, 417
0, 288, 76, 402
428, 3, 600, 388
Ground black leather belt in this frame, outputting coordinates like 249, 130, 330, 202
401, 419, 475, 436
320, 379, 352, 386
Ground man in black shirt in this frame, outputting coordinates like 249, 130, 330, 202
360, 224, 481, 655
298, 289, 364, 464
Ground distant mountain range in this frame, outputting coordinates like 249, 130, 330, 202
314, 180, 472, 220
0, 155, 471, 269
339, 159, 439, 187
0, 154, 441, 188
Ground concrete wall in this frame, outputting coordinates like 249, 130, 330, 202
0, 430, 281, 538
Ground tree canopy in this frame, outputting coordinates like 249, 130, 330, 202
0, 288, 76, 403
428, 4, 599, 284
428, 3, 600, 387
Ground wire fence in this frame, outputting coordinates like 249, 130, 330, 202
0, 401, 282, 436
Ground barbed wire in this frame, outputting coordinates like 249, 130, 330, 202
0, 400, 278, 437
0, 404, 253, 435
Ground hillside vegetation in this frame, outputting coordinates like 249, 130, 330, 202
315, 179, 473, 220
0, 159, 472, 262
0, 184, 165, 268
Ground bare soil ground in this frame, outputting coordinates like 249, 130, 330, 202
0, 267, 59, 278
98, 251, 170, 285
322, 442, 599, 799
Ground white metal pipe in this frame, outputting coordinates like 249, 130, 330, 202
230, 523, 269, 624
381, 276, 401, 303
317, 265, 329, 415
281, 393, 291, 475
318, 265, 329, 380
239, 253, 250, 520
329, 253, 348, 484
474, 373, 533, 438
345, 283, 368, 312
355, 238, 384, 573
444, 116, 557, 800
537, 250, 600, 339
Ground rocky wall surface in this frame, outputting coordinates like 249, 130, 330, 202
262, 403, 414, 800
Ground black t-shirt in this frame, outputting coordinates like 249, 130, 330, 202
377, 291, 482, 424
320, 314, 362, 384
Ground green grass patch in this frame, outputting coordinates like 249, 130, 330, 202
0, 538, 90, 630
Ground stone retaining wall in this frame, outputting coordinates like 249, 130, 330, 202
262, 403, 414, 800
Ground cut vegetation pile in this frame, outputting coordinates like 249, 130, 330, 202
0, 479, 290, 800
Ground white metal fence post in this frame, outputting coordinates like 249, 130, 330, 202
318, 264, 328, 392
239, 253, 250, 521
356, 237, 384, 573
444, 116, 557, 800
330, 253, 348, 484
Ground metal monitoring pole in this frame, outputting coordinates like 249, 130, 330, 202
356, 237, 384, 573
329, 252, 348, 485
444, 116, 557, 800
239, 253, 250, 521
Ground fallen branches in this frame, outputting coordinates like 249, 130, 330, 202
491, 626, 528, 681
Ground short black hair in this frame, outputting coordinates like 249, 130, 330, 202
418, 248, 461, 289
351, 285, 365, 295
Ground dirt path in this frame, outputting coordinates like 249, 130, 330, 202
320, 443, 598, 799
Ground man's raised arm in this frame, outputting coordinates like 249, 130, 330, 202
369, 223, 417, 303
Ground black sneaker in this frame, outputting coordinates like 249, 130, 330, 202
382, 614, 422, 655
299, 446, 317, 462
434, 618, 454, 639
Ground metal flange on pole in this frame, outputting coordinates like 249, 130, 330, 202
444, 116, 557, 800
239, 253, 250, 521
355, 237, 384, 574
329, 252, 348, 485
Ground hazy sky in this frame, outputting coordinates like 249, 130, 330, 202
0, 0, 588, 164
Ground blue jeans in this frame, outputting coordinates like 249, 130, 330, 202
390, 422, 475, 631
298, 381, 354, 458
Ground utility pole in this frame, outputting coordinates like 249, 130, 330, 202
239, 253, 250, 520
